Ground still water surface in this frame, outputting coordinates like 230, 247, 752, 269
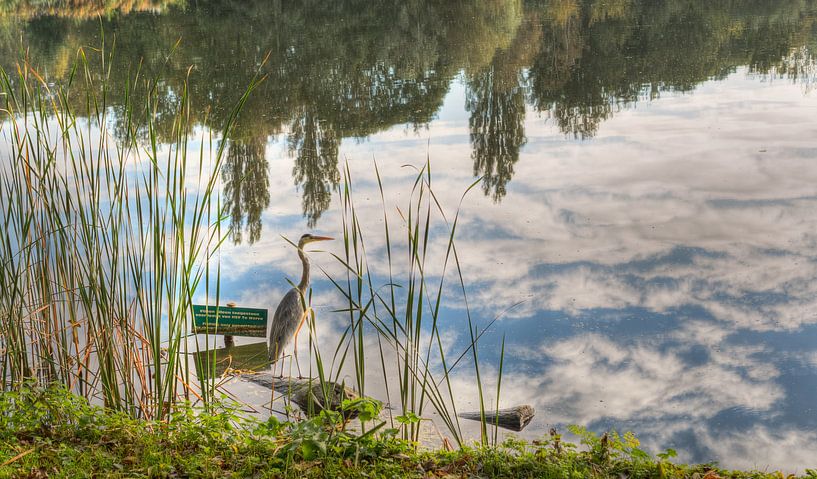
4, 0, 817, 469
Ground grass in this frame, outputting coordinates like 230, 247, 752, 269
3, 385, 813, 479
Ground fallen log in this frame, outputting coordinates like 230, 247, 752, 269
458, 405, 535, 432
241, 372, 362, 417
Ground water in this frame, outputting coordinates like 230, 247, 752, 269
3, 0, 817, 470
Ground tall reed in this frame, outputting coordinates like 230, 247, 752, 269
0, 42, 258, 419
315, 162, 503, 447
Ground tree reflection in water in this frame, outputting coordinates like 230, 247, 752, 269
467, 15, 541, 200
289, 109, 340, 228
2, 0, 815, 236
223, 136, 270, 244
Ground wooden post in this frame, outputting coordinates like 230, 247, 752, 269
223, 302, 236, 348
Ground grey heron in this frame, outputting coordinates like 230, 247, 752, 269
268, 233, 333, 371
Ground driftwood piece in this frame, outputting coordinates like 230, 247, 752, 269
242, 372, 361, 417
458, 405, 535, 431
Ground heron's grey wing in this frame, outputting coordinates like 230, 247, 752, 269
268, 288, 304, 361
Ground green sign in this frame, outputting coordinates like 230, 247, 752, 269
192, 305, 268, 337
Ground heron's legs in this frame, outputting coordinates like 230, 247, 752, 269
293, 310, 308, 348
271, 344, 285, 378
294, 348, 303, 379
292, 310, 309, 379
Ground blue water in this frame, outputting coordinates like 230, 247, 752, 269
4, 0, 817, 469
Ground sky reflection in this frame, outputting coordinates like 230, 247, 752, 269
210, 67, 817, 469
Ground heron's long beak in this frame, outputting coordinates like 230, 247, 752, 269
309, 235, 334, 242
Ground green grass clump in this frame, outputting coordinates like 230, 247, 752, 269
1, 387, 812, 479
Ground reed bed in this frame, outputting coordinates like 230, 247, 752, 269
0, 43, 259, 419
0, 39, 506, 447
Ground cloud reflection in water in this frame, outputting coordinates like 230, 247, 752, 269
215, 69, 817, 470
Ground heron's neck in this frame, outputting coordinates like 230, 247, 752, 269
297, 248, 310, 292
